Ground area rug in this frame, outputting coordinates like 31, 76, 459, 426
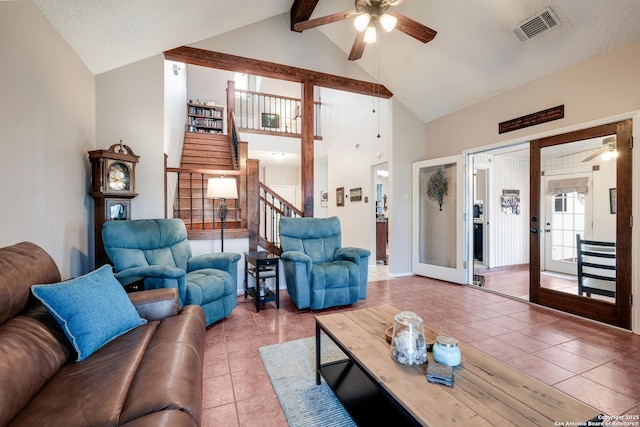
259, 336, 357, 427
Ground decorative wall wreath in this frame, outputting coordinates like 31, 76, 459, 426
426, 168, 448, 211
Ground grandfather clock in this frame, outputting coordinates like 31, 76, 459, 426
89, 142, 139, 266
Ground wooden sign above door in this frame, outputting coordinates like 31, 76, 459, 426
499, 105, 564, 134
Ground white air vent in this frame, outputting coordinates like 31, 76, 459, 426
512, 7, 561, 43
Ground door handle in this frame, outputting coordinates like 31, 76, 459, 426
544, 229, 551, 232
529, 228, 538, 234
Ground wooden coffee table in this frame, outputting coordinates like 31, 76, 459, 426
315, 305, 601, 426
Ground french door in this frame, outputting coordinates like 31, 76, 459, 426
412, 155, 466, 284
530, 120, 632, 329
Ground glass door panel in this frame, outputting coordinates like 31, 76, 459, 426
530, 120, 632, 329
412, 155, 466, 283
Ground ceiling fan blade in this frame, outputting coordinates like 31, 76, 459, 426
582, 148, 606, 162
293, 10, 358, 32
386, 0, 408, 5
388, 11, 437, 43
348, 31, 366, 61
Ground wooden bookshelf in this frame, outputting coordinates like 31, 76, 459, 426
186, 102, 224, 134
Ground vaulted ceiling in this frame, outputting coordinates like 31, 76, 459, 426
33, 0, 640, 123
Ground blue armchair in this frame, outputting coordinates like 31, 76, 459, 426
102, 218, 240, 326
279, 216, 370, 310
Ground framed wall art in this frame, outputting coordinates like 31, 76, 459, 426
500, 189, 521, 215
350, 187, 362, 202
320, 190, 328, 207
261, 113, 279, 128
336, 187, 345, 207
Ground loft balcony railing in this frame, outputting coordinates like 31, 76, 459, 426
230, 84, 322, 139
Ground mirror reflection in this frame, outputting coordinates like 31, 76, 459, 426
539, 134, 617, 304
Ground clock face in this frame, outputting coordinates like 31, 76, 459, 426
108, 162, 130, 191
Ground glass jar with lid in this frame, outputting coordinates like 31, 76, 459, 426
390, 311, 427, 365
432, 335, 461, 367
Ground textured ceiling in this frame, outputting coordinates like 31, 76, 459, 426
33, 0, 640, 123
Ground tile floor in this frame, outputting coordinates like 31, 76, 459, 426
475, 265, 616, 303
201, 267, 640, 426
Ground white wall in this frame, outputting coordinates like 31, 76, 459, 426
164, 60, 188, 217
391, 99, 429, 275
96, 55, 166, 223
0, 1, 95, 279
489, 156, 530, 268
591, 160, 616, 241
323, 88, 392, 254
187, 65, 232, 111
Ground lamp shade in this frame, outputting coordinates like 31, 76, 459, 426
206, 177, 238, 199
379, 13, 397, 32
354, 13, 370, 32
364, 24, 377, 43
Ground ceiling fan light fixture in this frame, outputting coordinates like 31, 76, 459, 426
364, 24, 377, 43
354, 13, 370, 31
379, 13, 397, 32
601, 149, 618, 161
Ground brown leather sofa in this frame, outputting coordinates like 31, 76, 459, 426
0, 242, 206, 427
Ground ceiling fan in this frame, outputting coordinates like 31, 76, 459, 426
293, 0, 437, 61
582, 136, 617, 162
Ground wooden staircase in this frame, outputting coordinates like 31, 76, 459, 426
173, 132, 239, 229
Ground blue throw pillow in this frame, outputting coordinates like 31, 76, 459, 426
31, 265, 146, 361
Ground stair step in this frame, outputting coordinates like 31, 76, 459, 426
184, 133, 227, 140
174, 128, 238, 219
181, 153, 232, 163
182, 146, 230, 155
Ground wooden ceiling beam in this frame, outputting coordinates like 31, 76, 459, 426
164, 46, 393, 99
290, 0, 320, 32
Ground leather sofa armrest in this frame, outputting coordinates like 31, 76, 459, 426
128, 288, 181, 321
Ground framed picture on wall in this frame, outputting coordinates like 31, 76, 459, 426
350, 187, 362, 202
336, 187, 344, 207
261, 113, 279, 128
320, 190, 328, 207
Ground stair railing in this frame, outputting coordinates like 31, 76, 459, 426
229, 111, 240, 168
165, 167, 244, 231
165, 150, 305, 254
258, 182, 303, 251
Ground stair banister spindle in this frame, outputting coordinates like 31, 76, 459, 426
262, 189, 267, 238
200, 174, 205, 229
177, 172, 181, 220
189, 173, 193, 230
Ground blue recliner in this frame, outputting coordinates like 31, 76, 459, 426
102, 218, 240, 326
279, 216, 370, 310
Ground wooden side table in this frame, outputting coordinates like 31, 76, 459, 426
244, 251, 280, 312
